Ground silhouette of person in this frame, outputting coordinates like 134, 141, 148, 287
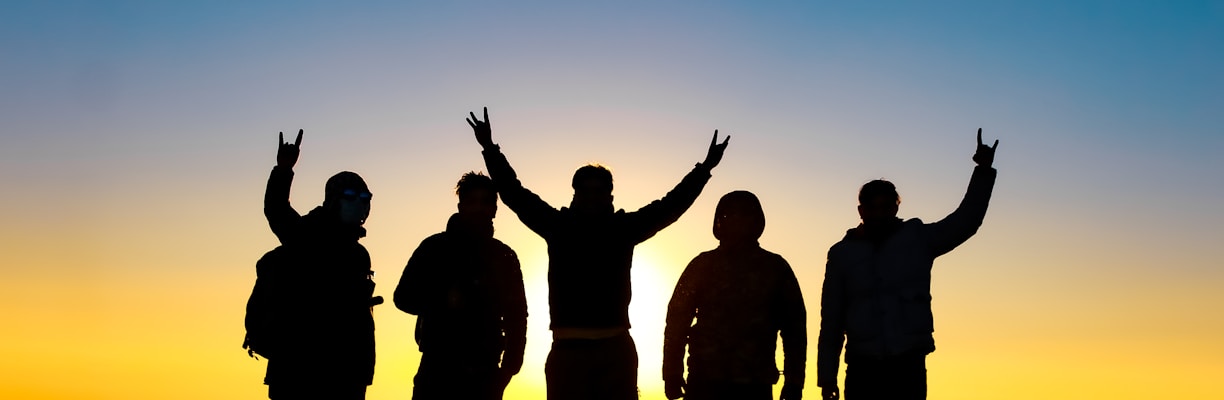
394, 172, 528, 400
816, 129, 998, 400
663, 191, 807, 400
466, 107, 729, 400
260, 130, 379, 400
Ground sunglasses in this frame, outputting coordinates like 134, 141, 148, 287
341, 189, 373, 201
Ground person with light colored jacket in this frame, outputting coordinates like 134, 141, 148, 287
817, 129, 999, 400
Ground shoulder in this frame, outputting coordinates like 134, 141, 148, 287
421, 231, 450, 244
688, 249, 721, 265
490, 237, 518, 257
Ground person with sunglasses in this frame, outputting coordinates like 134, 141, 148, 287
256, 129, 381, 400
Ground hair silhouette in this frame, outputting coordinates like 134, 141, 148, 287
394, 170, 527, 400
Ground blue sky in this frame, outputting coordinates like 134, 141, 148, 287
1, 1, 1221, 399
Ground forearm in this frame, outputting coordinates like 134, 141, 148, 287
661, 331, 687, 382
816, 327, 844, 387
781, 325, 808, 387
817, 265, 845, 387
662, 295, 695, 381
264, 166, 299, 240
956, 166, 997, 224
634, 163, 713, 237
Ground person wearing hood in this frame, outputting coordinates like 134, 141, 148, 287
394, 172, 528, 400
260, 130, 379, 400
466, 107, 729, 400
817, 129, 999, 400
662, 191, 807, 400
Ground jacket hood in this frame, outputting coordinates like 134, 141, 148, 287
713, 190, 765, 244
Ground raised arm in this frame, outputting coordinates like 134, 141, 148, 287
925, 128, 998, 257
628, 131, 729, 243
265, 130, 304, 244
662, 257, 701, 400
468, 107, 560, 237
778, 259, 808, 400
817, 249, 847, 400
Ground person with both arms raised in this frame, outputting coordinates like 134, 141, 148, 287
466, 107, 729, 400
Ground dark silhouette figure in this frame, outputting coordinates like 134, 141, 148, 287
394, 172, 528, 400
663, 191, 807, 400
466, 107, 729, 400
816, 129, 999, 400
249, 130, 380, 400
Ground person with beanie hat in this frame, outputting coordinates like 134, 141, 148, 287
259, 129, 380, 400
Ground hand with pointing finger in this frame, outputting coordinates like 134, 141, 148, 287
278, 129, 303, 169
973, 128, 998, 168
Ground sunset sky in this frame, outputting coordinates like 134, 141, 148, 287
2, 1, 1222, 399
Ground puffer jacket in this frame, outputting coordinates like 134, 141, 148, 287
817, 166, 996, 388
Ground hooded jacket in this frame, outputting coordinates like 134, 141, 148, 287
482, 147, 712, 330
261, 166, 377, 386
817, 166, 996, 388
393, 213, 528, 369
662, 191, 807, 387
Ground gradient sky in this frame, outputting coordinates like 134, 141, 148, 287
2, 1, 1222, 399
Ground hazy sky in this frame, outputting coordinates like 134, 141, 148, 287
2, 1, 1221, 399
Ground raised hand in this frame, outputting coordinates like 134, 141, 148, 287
702, 130, 730, 169
467, 107, 494, 150
277, 129, 303, 169
972, 128, 999, 167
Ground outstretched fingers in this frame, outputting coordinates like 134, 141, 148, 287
710, 130, 730, 147
977, 128, 983, 146
295, 129, 303, 146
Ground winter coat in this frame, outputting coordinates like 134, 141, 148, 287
817, 166, 996, 388
261, 166, 377, 386
393, 213, 527, 367
663, 244, 807, 385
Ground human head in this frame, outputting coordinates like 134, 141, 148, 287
570, 164, 613, 211
323, 171, 371, 225
456, 171, 497, 220
713, 190, 765, 244
857, 179, 899, 225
